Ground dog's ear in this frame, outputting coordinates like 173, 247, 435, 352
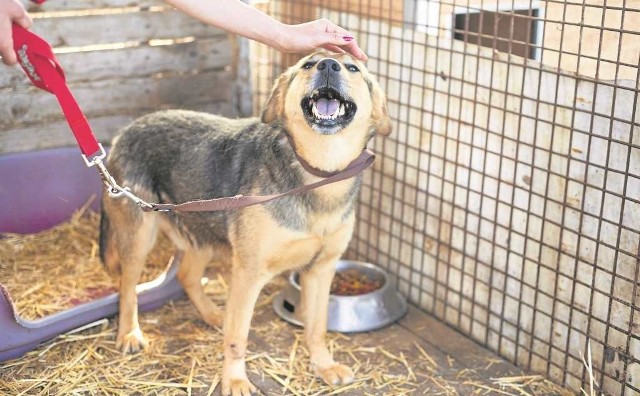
369, 78, 392, 136
262, 73, 289, 124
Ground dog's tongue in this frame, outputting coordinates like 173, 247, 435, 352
315, 98, 340, 116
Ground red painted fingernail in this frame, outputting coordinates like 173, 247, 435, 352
343, 36, 353, 42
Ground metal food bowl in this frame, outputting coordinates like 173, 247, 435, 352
273, 260, 407, 332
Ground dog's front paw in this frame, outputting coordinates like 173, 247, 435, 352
221, 377, 256, 396
116, 327, 148, 354
315, 363, 354, 385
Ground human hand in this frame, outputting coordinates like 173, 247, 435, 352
0, 0, 32, 65
278, 18, 367, 61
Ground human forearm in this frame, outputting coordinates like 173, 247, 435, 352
164, 0, 287, 50
164, 0, 367, 60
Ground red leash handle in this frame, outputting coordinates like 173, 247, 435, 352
12, 24, 103, 161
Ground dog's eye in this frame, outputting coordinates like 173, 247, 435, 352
302, 61, 316, 70
346, 64, 360, 72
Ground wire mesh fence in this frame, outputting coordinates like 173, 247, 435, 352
248, 1, 639, 394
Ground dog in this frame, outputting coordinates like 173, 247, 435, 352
99, 50, 391, 395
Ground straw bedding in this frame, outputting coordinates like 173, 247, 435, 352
0, 207, 574, 395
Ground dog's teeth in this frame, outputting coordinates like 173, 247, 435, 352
311, 99, 345, 121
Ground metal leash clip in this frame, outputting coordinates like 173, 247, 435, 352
93, 158, 154, 210
81, 144, 107, 168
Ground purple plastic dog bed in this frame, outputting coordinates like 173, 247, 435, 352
0, 147, 184, 362
0, 147, 103, 234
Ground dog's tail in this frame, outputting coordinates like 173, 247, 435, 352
99, 205, 121, 275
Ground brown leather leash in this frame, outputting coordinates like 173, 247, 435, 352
13, 22, 376, 213
144, 148, 375, 212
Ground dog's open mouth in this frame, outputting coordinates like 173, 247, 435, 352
301, 87, 356, 134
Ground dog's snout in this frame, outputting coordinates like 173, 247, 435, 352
317, 59, 341, 72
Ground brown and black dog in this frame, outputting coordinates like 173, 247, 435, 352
99, 51, 391, 395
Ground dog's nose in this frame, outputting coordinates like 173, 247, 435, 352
317, 59, 341, 72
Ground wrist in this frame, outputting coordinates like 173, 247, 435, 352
267, 21, 289, 52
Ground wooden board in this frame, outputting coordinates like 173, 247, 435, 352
308, 0, 404, 24
3, 0, 238, 155
1, 37, 232, 90
27, 0, 162, 12
0, 102, 236, 155
29, 9, 225, 49
0, 69, 233, 129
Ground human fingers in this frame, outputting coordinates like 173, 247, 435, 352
317, 19, 368, 61
314, 31, 368, 61
14, 10, 33, 29
3, 0, 32, 28
0, 17, 17, 65
341, 40, 368, 61
321, 44, 346, 54
0, 0, 33, 65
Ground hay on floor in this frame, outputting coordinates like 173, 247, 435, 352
0, 208, 574, 395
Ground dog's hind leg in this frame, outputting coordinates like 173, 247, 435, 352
177, 246, 224, 327
111, 207, 159, 354
100, 206, 120, 275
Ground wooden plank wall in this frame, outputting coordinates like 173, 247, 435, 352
292, 9, 639, 395
1, 0, 236, 154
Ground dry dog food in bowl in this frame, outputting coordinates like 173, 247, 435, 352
330, 268, 384, 296
273, 260, 407, 332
